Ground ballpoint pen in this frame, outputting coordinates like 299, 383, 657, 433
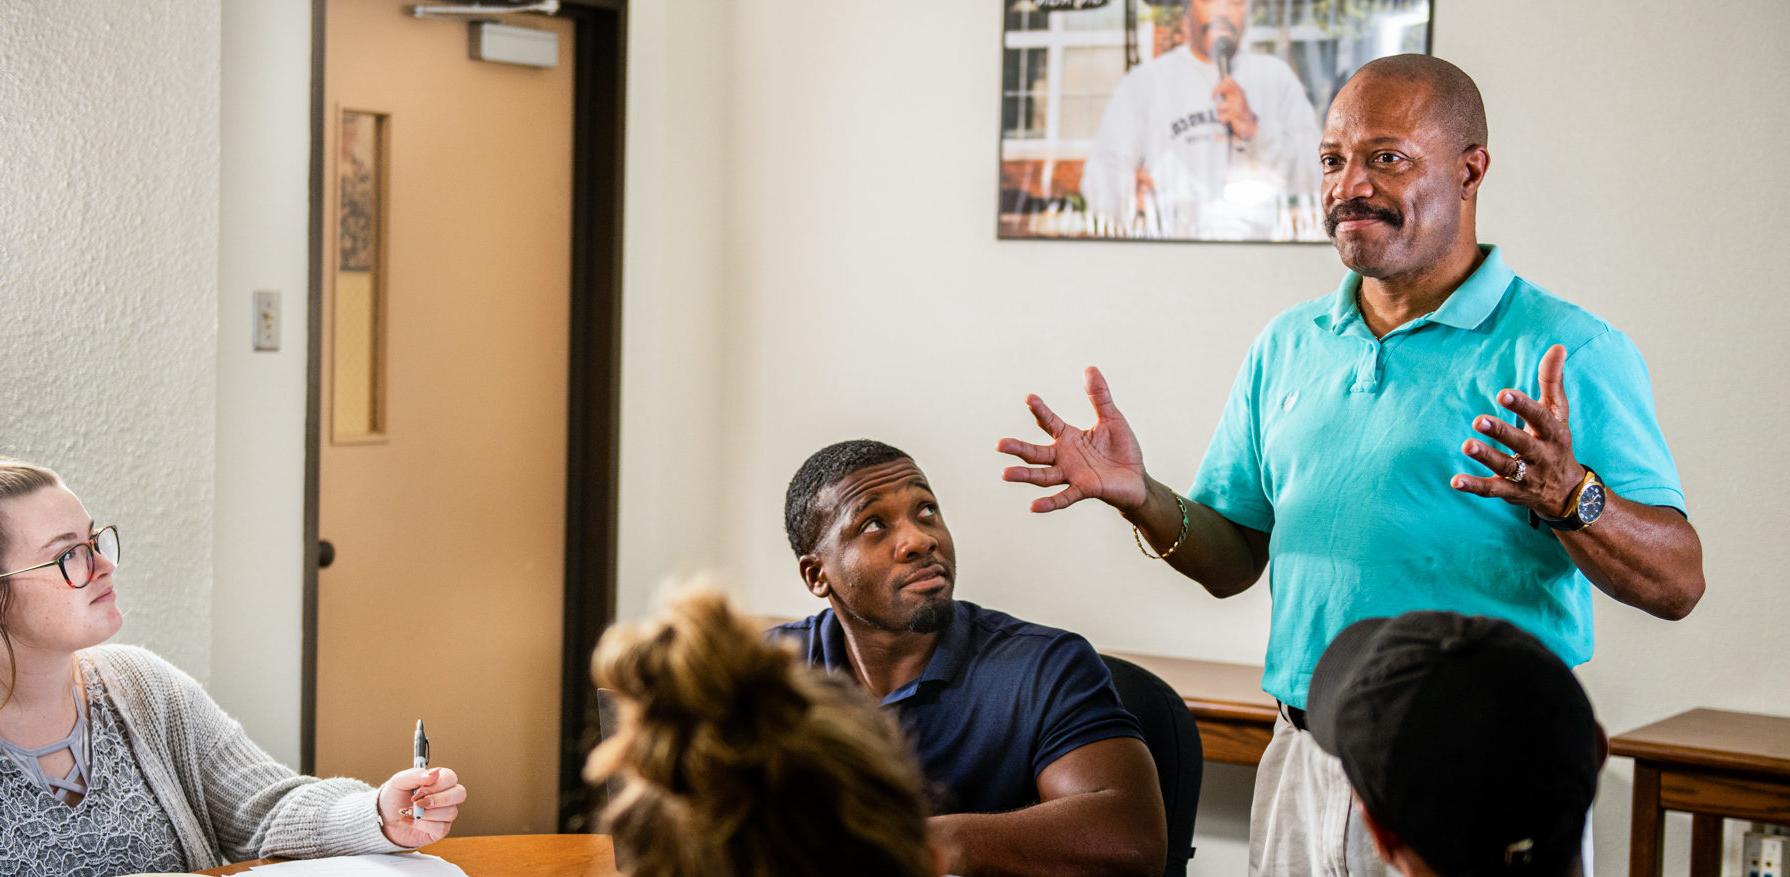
411, 719, 430, 819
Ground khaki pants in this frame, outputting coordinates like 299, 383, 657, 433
1246, 710, 1595, 876
1248, 712, 1391, 876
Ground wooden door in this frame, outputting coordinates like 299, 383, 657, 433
318, 0, 574, 836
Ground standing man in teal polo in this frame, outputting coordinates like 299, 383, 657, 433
999, 54, 1705, 874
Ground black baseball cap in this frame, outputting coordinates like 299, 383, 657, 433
1305, 611, 1603, 876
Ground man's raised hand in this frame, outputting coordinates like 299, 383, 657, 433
1211, 77, 1259, 141
998, 366, 1149, 514
1452, 344, 1587, 515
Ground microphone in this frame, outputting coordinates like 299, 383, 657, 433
1212, 33, 1237, 79
1211, 31, 1239, 150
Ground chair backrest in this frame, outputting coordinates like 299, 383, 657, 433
593, 687, 624, 808
1101, 654, 1202, 877
591, 688, 633, 870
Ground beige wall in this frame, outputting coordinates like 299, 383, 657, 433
623, 0, 1790, 872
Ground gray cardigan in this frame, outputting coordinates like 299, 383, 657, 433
86, 645, 406, 870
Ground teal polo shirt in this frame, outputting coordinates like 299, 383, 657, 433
1192, 245, 1685, 709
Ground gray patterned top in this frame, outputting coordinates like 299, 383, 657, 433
0, 660, 185, 877
0, 673, 91, 804
1, 646, 405, 873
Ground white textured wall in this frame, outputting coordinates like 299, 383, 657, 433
0, 1, 220, 677
211, 0, 312, 768
688, 1, 1790, 873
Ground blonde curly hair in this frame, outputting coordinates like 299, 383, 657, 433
585, 589, 933, 877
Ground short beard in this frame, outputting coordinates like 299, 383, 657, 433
904, 599, 954, 634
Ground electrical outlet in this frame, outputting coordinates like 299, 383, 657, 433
253, 290, 281, 352
1747, 829, 1786, 877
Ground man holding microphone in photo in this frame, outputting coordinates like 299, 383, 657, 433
1001, 54, 1704, 874
1080, 0, 1320, 238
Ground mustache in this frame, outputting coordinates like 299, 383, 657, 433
1199, 18, 1239, 38
1325, 199, 1403, 236
1200, 19, 1240, 47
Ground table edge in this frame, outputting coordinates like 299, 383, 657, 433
1610, 738, 1790, 777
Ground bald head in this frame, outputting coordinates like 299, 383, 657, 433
1345, 54, 1487, 152
1320, 54, 1492, 284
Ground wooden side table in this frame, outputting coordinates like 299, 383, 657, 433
1610, 709, 1790, 876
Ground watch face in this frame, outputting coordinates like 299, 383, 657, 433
1578, 482, 1607, 524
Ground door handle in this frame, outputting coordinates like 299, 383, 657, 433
318, 539, 336, 569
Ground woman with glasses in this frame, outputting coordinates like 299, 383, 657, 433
0, 458, 468, 875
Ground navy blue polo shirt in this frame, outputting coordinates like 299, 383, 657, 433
771, 600, 1143, 815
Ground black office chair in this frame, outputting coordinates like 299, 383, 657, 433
593, 687, 624, 808
1102, 654, 1202, 877
589, 687, 640, 870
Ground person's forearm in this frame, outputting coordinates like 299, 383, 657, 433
930, 792, 1162, 877
1557, 495, 1704, 620
1123, 477, 1265, 597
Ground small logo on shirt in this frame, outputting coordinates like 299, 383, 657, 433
1170, 109, 1222, 139
1281, 390, 1300, 412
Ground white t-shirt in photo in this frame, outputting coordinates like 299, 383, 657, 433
1081, 47, 1321, 239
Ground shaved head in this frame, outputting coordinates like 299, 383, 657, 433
1320, 54, 1491, 284
1347, 54, 1487, 152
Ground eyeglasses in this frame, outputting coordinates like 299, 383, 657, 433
0, 526, 122, 589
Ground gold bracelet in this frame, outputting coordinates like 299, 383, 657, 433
1133, 493, 1189, 560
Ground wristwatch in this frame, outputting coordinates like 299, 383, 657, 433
1531, 466, 1607, 532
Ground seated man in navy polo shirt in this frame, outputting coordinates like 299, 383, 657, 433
771, 439, 1166, 877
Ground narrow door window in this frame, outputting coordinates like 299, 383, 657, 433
333, 109, 388, 442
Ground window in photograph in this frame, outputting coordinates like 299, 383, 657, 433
1002, 47, 1049, 141
1058, 45, 1127, 142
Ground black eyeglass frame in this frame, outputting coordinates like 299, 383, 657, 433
0, 525, 122, 589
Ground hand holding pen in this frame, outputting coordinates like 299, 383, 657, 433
376, 719, 469, 847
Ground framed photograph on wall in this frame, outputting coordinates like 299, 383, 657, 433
998, 0, 1433, 242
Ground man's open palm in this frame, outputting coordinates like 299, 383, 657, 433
998, 366, 1149, 513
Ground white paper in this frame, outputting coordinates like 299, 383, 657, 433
244, 852, 468, 876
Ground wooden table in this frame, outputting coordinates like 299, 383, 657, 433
1611, 709, 1790, 876
1109, 652, 1278, 766
199, 834, 616, 876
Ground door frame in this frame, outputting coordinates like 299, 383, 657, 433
301, 0, 627, 834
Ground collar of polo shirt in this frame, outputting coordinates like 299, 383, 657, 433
1314, 244, 1516, 336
